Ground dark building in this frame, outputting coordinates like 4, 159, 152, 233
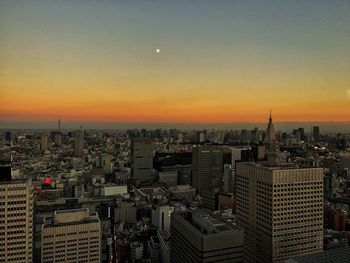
313, 126, 320, 142
192, 146, 224, 195
131, 138, 154, 185
170, 210, 244, 263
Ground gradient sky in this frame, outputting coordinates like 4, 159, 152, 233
1, 0, 350, 127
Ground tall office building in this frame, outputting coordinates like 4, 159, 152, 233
265, 110, 276, 147
41, 208, 101, 263
313, 126, 320, 142
192, 146, 224, 195
74, 126, 84, 157
236, 162, 323, 263
131, 138, 154, 185
41, 134, 49, 152
170, 209, 244, 262
0, 169, 33, 263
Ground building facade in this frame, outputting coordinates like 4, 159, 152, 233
170, 210, 244, 262
236, 162, 323, 262
74, 127, 84, 157
41, 208, 101, 263
192, 146, 224, 195
131, 138, 154, 185
0, 177, 33, 263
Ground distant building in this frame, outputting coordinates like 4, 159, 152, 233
159, 171, 178, 187
41, 134, 49, 152
0, 177, 33, 263
236, 162, 323, 262
131, 138, 154, 185
41, 208, 101, 263
97, 154, 112, 174
192, 146, 224, 195
54, 132, 62, 146
74, 127, 84, 157
101, 184, 127, 196
170, 210, 244, 262
313, 126, 320, 142
168, 185, 196, 201
114, 201, 137, 224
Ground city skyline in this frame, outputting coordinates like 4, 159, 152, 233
1, 0, 350, 125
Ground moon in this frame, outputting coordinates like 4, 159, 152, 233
156, 48, 160, 53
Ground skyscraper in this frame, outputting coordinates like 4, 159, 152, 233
170, 209, 244, 262
192, 146, 224, 195
313, 126, 320, 142
131, 138, 154, 185
74, 126, 84, 157
236, 162, 323, 262
0, 172, 33, 263
41, 134, 49, 152
41, 208, 101, 263
266, 110, 277, 151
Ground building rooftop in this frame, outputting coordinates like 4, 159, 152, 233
43, 208, 99, 228
287, 247, 350, 263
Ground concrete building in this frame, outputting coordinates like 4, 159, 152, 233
0, 176, 33, 263
97, 154, 112, 175
312, 126, 320, 142
157, 230, 171, 263
101, 184, 127, 196
147, 236, 161, 263
74, 127, 84, 157
41, 208, 101, 263
152, 205, 171, 231
131, 138, 154, 185
159, 171, 178, 187
236, 162, 323, 263
131, 242, 144, 261
114, 201, 137, 224
168, 185, 196, 201
41, 134, 49, 152
170, 210, 244, 263
192, 146, 224, 195
286, 247, 350, 263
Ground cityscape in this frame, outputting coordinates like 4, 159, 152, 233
1, 1, 350, 263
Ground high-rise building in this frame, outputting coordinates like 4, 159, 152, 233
41, 134, 49, 152
0, 173, 33, 263
152, 205, 171, 231
74, 126, 84, 157
236, 162, 323, 263
313, 126, 320, 142
41, 208, 101, 263
170, 209, 244, 262
192, 146, 224, 195
266, 110, 277, 150
131, 138, 154, 185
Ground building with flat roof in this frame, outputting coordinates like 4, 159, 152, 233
236, 162, 323, 263
41, 208, 101, 263
286, 247, 350, 263
0, 178, 33, 263
170, 209, 244, 262
192, 146, 224, 195
131, 138, 154, 185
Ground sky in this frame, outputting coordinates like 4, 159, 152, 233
1, 0, 350, 128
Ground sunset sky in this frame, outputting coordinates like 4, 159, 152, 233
1, 0, 350, 127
